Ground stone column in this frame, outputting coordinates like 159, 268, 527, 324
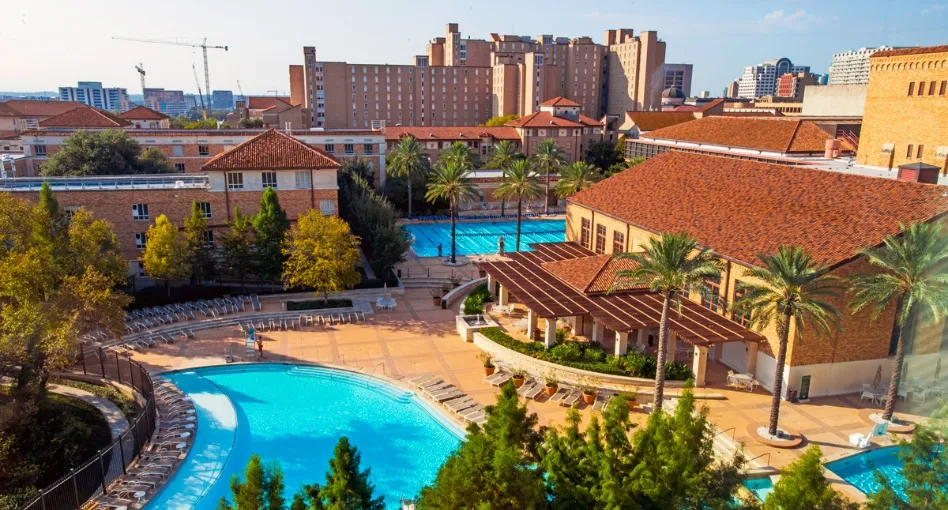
591, 319, 604, 343
692, 346, 709, 387
487, 274, 494, 296
666, 331, 678, 361
745, 341, 759, 375
527, 309, 538, 341
572, 315, 584, 336
498, 284, 509, 306
636, 328, 648, 347
615, 331, 629, 356
544, 318, 556, 348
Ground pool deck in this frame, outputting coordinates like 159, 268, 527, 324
124, 285, 935, 504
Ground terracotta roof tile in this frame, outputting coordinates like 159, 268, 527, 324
577, 114, 603, 126
872, 45, 948, 58
507, 111, 584, 128
202, 129, 339, 171
541, 254, 643, 293
0, 100, 86, 117
39, 108, 131, 128
247, 96, 292, 110
0, 130, 18, 140
540, 96, 581, 107
118, 106, 169, 120
568, 151, 948, 267
383, 126, 520, 141
643, 116, 841, 153
624, 111, 697, 131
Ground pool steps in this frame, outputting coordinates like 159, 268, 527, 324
285, 366, 413, 403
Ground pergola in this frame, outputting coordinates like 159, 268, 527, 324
477, 243, 764, 386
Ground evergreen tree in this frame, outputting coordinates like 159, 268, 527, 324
317, 437, 384, 510
764, 446, 858, 510
217, 454, 291, 510
183, 201, 213, 284
253, 187, 290, 281
417, 383, 546, 510
219, 206, 256, 291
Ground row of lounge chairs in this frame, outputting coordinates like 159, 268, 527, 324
407, 375, 489, 426
236, 311, 367, 334
107, 329, 195, 356
483, 369, 615, 410
125, 295, 263, 333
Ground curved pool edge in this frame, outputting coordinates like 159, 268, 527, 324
822, 444, 905, 502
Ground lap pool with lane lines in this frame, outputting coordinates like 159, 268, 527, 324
404, 219, 565, 257
146, 364, 463, 509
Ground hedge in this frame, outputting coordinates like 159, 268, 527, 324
286, 299, 354, 311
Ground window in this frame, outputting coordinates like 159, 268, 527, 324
732, 283, 751, 327
594, 224, 607, 254
908, 82, 915, 96
700, 277, 722, 312
137, 261, 146, 277
34, 144, 47, 157
131, 203, 149, 221
174, 163, 185, 172
344, 143, 354, 155
202, 230, 214, 247
295, 170, 312, 189
929, 81, 937, 96
197, 202, 211, 219
261, 171, 278, 189
918, 145, 925, 159
940, 81, 947, 96
364, 143, 374, 154
135, 232, 147, 250
319, 199, 336, 215
579, 218, 591, 249
63, 205, 81, 223
613, 231, 625, 254
227, 172, 244, 190
325, 143, 335, 153
198, 144, 210, 156
907, 144, 915, 158
172, 145, 184, 157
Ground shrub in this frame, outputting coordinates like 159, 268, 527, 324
664, 362, 694, 381
549, 343, 582, 362
555, 328, 569, 344
583, 348, 605, 363
286, 299, 353, 311
462, 283, 492, 314
50, 378, 142, 420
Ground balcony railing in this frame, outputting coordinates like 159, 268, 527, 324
0, 174, 210, 191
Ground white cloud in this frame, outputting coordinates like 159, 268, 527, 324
921, 3, 947, 14
759, 9, 831, 30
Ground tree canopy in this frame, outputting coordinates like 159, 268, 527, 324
217, 454, 286, 510
481, 114, 519, 127
41, 129, 176, 176
141, 214, 192, 297
763, 446, 858, 510
219, 205, 257, 290
253, 187, 291, 281
282, 211, 361, 302
339, 168, 410, 277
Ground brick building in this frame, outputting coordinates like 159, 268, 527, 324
118, 106, 171, 129
856, 45, 948, 172
383, 126, 520, 162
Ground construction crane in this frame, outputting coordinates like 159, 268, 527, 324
236, 80, 245, 101
113, 36, 228, 118
135, 63, 146, 94
192, 63, 207, 118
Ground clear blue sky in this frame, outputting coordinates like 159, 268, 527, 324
2, 0, 946, 97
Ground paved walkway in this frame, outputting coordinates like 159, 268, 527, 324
49, 383, 130, 440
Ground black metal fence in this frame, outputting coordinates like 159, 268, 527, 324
21, 351, 156, 510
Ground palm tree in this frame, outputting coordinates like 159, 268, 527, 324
386, 136, 428, 219
849, 222, 948, 422
554, 161, 601, 199
612, 232, 723, 412
486, 140, 522, 217
495, 160, 542, 252
733, 247, 843, 436
426, 161, 476, 264
438, 141, 477, 171
532, 140, 565, 215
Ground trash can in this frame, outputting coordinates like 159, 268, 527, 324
787, 387, 798, 403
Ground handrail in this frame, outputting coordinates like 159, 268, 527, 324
747, 452, 772, 467
714, 427, 736, 440
373, 362, 386, 375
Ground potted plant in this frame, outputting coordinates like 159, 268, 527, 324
511, 368, 526, 388
544, 373, 559, 396
479, 353, 495, 376
478, 267, 487, 278
621, 389, 638, 410
430, 288, 442, 306
440, 285, 451, 298
449, 274, 462, 288
581, 386, 597, 405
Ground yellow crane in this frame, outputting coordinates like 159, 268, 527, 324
113, 36, 228, 118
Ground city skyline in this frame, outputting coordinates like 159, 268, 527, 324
2, 0, 946, 98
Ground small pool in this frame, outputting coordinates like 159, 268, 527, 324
146, 364, 463, 509
743, 477, 775, 502
825, 446, 907, 499
405, 219, 565, 257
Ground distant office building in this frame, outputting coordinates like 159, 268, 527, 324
776, 72, 819, 101
58, 82, 130, 111
212, 90, 234, 110
699, 90, 710, 98
662, 64, 693, 97
725, 80, 740, 98
828, 46, 894, 85
144, 88, 190, 116
737, 58, 810, 98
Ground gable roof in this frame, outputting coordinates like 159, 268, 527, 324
0, 100, 86, 117
541, 254, 643, 294
568, 151, 948, 267
118, 106, 168, 120
507, 111, 584, 128
577, 114, 603, 127
873, 45, 948, 58
202, 129, 339, 171
383, 126, 520, 141
39, 107, 131, 128
643, 116, 846, 153
247, 96, 293, 110
624, 111, 697, 131
540, 96, 581, 107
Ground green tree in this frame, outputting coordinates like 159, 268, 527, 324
554, 161, 601, 199
317, 437, 384, 510
42, 130, 141, 176
217, 454, 287, 510
612, 232, 723, 411
485, 140, 523, 216
438, 141, 478, 171
0, 185, 130, 400
183, 201, 213, 284
733, 247, 843, 436
339, 171, 410, 277
386, 136, 428, 219
138, 146, 175, 174
185, 118, 219, 129
584, 141, 622, 171
606, 156, 645, 177
141, 214, 192, 298
219, 205, 257, 292
418, 383, 545, 510
481, 114, 519, 127
764, 446, 858, 510
239, 118, 265, 128
170, 116, 189, 129
282, 211, 361, 303
425, 161, 476, 264
849, 222, 948, 421
531, 139, 565, 214
494, 159, 542, 252
253, 187, 290, 282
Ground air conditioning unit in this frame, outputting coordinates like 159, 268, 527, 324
881, 143, 894, 154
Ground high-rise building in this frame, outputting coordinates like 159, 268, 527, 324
144, 88, 190, 116
212, 90, 234, 110
828, 46, 894, 85
58, 82, 130, 111
737, 58, 810, 98
604, 29, 666, 113
725, 80, 740, 98
776, 72, 819, 101
662, 64, 693, 97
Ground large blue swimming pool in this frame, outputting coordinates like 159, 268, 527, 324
146, 364, 463, 509
825, 446, 908, 500
405, 219, 565, 257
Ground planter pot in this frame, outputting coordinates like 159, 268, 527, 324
545, 384, 558, 396
432, 296, 441, 306
627, 400, 637, 410
440, 289, 449, 297
484, 366, 496, 376
478, 269, 487, 278
582, 392, 596, 405
512, 376, 525, 388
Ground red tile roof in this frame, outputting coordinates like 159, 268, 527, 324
118, 106, 169, 120
0, 100, 87, 117
540, 96, 581, 107
542, 254, 643, 293
643, 116, 844, 153
248, 96, 293, 110
507, 111, 584, 128
577, 114, 603, 127
383, 126, 520, 141
39, 107, 131, 128
624, 111, 697, 131
202, 129, 339, 171
873, 45, 948, 58
568, 151, 948, 267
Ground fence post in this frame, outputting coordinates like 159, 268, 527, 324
80, 347, 87, 375
117, 435, 127, 474
130, 362, 138, 393
71, 469, 80, 507
39, 490, 46, 510
114, 351, 122, 384
98, 449, 108, 494
98, 347, 106, 377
